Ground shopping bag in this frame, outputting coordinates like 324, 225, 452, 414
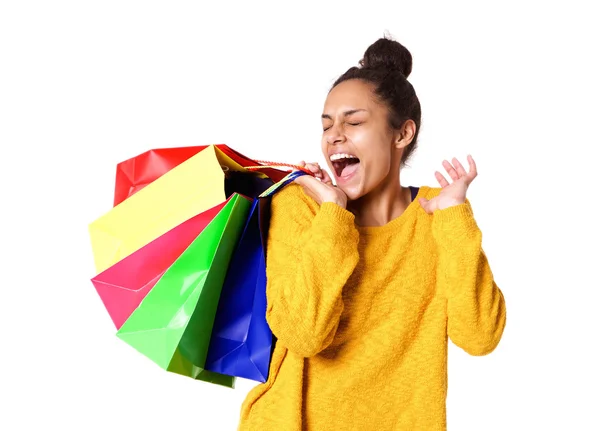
89, 145, 272, 274
91, 199, 228, 330
116, 193, 252, 387
114, 144, 288, 206
204, 197, 274, 382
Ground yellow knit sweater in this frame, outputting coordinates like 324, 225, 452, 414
238, 183, 506, 431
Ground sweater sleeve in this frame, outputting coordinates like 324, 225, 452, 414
431, 198, 507, 356
265, 184, 360, 358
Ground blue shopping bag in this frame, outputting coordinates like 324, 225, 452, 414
204, 197, 273, 382
204, 170, 306, 382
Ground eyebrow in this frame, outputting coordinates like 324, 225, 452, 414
321, 109, 367, 120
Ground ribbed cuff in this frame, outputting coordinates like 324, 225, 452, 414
432, 200, 479, 237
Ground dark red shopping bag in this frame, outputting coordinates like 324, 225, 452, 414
113, 145, 289, 206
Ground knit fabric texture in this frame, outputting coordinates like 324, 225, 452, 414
238, 183, 506, 431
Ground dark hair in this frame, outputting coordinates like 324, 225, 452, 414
332, 37, 421, 168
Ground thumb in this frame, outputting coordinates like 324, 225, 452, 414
293, 173, 317, 188
418, 197, 433, 214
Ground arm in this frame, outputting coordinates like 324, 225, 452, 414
432, 199, 507, 356
265, 185, 359, 358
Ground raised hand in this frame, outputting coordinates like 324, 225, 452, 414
419, 155, 477, 214
294, 161, 348, 208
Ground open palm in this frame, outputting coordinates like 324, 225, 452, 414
418, 155, 478, 214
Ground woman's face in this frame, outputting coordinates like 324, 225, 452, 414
321, 79, 405, 201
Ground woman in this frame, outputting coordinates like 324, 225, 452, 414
238, 37, 506, 431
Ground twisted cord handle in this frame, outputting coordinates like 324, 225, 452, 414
244, 160, 315, 176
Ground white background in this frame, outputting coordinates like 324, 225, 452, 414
1, 1, 598, 430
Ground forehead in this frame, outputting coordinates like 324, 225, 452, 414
323, 79, 380, 114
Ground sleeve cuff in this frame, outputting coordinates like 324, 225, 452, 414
432, 199, 479, 238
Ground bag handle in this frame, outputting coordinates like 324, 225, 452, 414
258, 169, 311, 198
245, 160, 315, 176
242, 160, 316, 198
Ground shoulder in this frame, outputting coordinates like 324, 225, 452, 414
271, 183, 318, 212
269, 183, 319, 226
417, 185, 442, 199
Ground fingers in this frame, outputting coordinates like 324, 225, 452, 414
294, 173, 335, 193
467, 154, 477, 181
294, 175, 319, 201
299, 161, 333, 182
305, 162, 323, 179
439, 156, 477, 184
294, 173, 338, 205
434, 171, 450, 188
293, 161, 307, 173
293, 174, 310, 186
320, 169, 334, 185
294, 173, 322, 188
452, 157, 468, 177
442, 160, 459, 181
295, 161, 323, 180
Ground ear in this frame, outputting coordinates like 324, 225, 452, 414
393, 119, 416, 150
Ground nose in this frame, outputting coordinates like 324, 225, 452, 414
325, 123, 345, 146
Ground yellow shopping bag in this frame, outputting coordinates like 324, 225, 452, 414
89, 145, 272, 273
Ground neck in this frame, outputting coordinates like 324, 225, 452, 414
348, 174, 411, 228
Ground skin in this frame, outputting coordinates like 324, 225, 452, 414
295, 79, 477, 226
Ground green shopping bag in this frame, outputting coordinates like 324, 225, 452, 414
116, 193, 252, 387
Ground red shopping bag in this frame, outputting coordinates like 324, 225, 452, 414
113, 145, 289, 206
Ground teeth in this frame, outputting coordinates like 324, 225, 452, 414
330, 153, 358, 161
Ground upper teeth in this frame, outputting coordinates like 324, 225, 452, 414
330, 153, 358, 161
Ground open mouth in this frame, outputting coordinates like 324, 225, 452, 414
330, 153, 360, 179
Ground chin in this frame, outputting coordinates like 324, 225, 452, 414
337, 182, 364, 202
332, 165, 366, 201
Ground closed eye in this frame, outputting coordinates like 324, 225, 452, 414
323, 122, 362, 132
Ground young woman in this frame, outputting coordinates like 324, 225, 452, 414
238, 37, 506, 431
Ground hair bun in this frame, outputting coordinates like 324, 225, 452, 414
359, 37, 412, 79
